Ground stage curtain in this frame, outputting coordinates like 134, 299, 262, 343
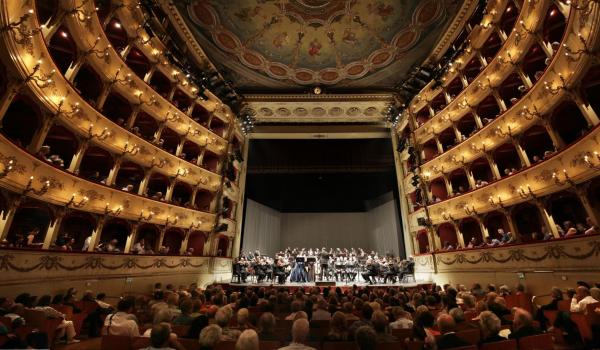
242, 199, 282, 257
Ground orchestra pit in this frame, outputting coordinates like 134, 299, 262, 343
0, 0, 599, 349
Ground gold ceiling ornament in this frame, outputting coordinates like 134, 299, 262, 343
463, 204, 477, 216
165, 215, 179, 227
150, 156, 167, 169
189, 220, 203, 230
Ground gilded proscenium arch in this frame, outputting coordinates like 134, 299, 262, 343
411, 0, 547, 144
0, 2, 222, 192
0, 134, 216, 232
403, 0, 511, 130
60, 0, 229, 155
109, 0, 233, 125
416, 2, 599, 179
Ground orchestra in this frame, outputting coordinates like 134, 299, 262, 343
232, 247, 414, 285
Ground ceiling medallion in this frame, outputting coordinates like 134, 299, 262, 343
313, 86, 322, 95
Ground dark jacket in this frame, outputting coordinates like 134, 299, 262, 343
508, 325, 541, 339
436, 333, 470, 349
480, 334, 508, 344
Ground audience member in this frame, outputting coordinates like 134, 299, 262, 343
141, 323, 184, 350
436, 313, 469, 349
235, 329, 259, 350
509, 308, 541, 339
570, 286, 598, 313
103, 298, 140, 337
199, 324, 222, 350
479, 311, 506, 344
354, 325, 377, 350
279, 318, 314, 350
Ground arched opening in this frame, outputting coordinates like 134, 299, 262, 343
456, 113, 478, 138
463, 57, 483, 83
429, 177, 447, 202
543, 4, 566, 45
430, 92, 447, 114
48, 27, 77, 74
105, 18, 129, 52
1, 95, 42, 148
499, 1, 519, 34
512, 203, 543, 242
498, 72, 527, 107
73, 65, 103, 106
520, 125, 556, 163
149, 71, 173, 98
191, 104, 211, 126
522, 43, 549, 83
493, 143, 522, 178
459, 217, 483, 247
581, 65, 600, 123
78, 146, 114, 184
131, 112, 158, 142
35, 0, 59, 27
159, 127, 180, 154
470, 157, 493, 186
437, 223, 458, 250
134, 223, 159, 254
101, 92, 133, 125
42, 124, 79, 169
187, 231, 207, 256
217, 236, 229, 257
550, 101, 590, 145
449, 169, 470, 195
202, 151, 220, 173
417, 230, 429, 254
195, 190, 214, 212
438, 127, 457, 151
181, 140, 202, 164
6, 200, 53, 249
162, 228, 184, 255
484, 211, 510, 240
171, 182, 192, 207
210, 117, 227, 138
125, 48, 150, 79
146, 173, 169, 200
446, 77, 464, 100
415, 107, 431, 126
115, 161, 145, 193
172, 89, 193, 111
480, 31, 502, 62
422, 139, 438, 161
476, 95, 501, 123
547, 191, 588, 235
97, 218, 130, 252
57, 211, 96, 251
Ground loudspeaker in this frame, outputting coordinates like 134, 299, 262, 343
316, 281, 336, 287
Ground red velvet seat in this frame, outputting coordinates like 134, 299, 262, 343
214, 340, 236, 350
101, 335, 132, 350
323, 341, 359, 350
259, 340, 282, 350
391, 327, 413, 340
479, 339, 517, 350
406, 340, 426, 350
22, 309, 62, 345
517, 333, 554, 350
455, 328, 481, 344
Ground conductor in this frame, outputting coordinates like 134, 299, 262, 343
319, 249, 329, 281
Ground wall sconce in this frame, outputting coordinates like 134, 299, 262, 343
517, 20, 538, 35
53, 95, 81, 119
135, 91, 158, 107
83, 36, 111, 62
134, 25, 152, 45
0, 158, 16, 178
189, 220, 203, 230
138, 209, 154, 222
185, 125, 201, 137
163, 110, 181, 123
464, 204, 477, 216
497, 51, 520, 66
165, 215, 178, 226
458, 96, 475, 110
122, 142, 140, 156
452, 155, 466, 166
518, 184, 536, 199
442, 212, 454, 221
196, 177, 209, 186
150, 157, 167, 169
553, 169, 575, 186
495, 125, 513, 138
583, 152, 600, 170
470, 142, 487, 153
109, 66, 133, 86
431, 165, 444, 174
174, 168, 189, 178
22, 60, 55, 89
104, 202, 123, 216
67, 0, 97, 23
477, 76, 497, 91
488, 195, 504, 208
87, 123, 111, 140
66, 193, 88, 208
520, 104, 541, 120
558, 0, 594, 16
23, 176, 50, 196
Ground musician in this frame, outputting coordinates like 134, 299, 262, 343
319, 249, 329, 281
384, 258, 400, 284
290, 252, 308, 282
346, 255, 357, 282
233, 257, 248, 283
361, 258, 379, 285
334, 255, 345, 282
256, 257, 267, 283
274, 258, 287, 284
399, 257, 415, 281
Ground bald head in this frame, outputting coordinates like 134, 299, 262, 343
513, 307, 533, 331
576, 286, 590, 300
437, 313, 456, 334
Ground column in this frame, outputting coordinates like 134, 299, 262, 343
175, 138, 185, 157
485, 153, 502, 180
64, 57, 85, 82
67, 139, 89, 173
87, 216, 107, 252
512, 137, 531, 168
0, 198, 20, 242
0, 82, 20, 123
516, 67, 533, 89
443, 174, 454, 197
106, 157, 123, 186
167, 84, 177, 101
451, 123, 463, 143
504, 209, 521, 243
124, 223, 140, 254
466, 168, 476, 189
476, 216, 490, 240
96, 83, 111, 111
165, 179, 175, 201
430, 227, 441, 252
137, 170, 152, 196
574, 93, 600, 126
541, 120, 565, 150
42, 209, 66, 249
472, 112, 484, 129
143, 65, 157, 83
120, 45, 132, 59
156, 227, 166, 252
27, 116, 53, 153
493, 91, 507, 113
453, 222, 465, 248
179, 229, 191, 255
460, 73, 469, 88
153, 123, 166, 143
125, 106, 141, 129
576, 184, 600, 227
534, 200, 560, 239
435, 137, 444, 154
411, 232, 420, 255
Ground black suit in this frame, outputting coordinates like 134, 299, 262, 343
480, 334, 507, 344
508, 325, 541, 339
436, 333, 470, 349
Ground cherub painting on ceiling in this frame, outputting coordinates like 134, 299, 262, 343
367, 1, 394, 20
342, 28, 358, 46
308, 38, 322, 56
273, 32, 289, 48
235, 6, 261, 22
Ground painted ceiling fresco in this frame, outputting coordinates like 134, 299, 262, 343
177, 0, 462, 90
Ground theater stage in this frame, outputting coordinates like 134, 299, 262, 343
223, 280, 429, 289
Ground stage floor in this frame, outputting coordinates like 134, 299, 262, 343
227, 280, 425, 288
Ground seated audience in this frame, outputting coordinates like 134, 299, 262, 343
355, 325, 377, 350
312, 298, 331, 320
236, 329, 259, 350
324, 311, 349, 341
508, 308, 541, 339
199, 324, 222, 350
33, 295, 79, 344
389, 307, 413, 329
215, 307, 241, 341
436, 313, 469, 349
570, 286, 598, 313
258, 312, 278, 341
103, 298, 140, 337
479, 311, 506, 344
371, 310, 397, 342
279, 318, 314, 350
184, 314, 209, 340
141, 323, 184, 350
